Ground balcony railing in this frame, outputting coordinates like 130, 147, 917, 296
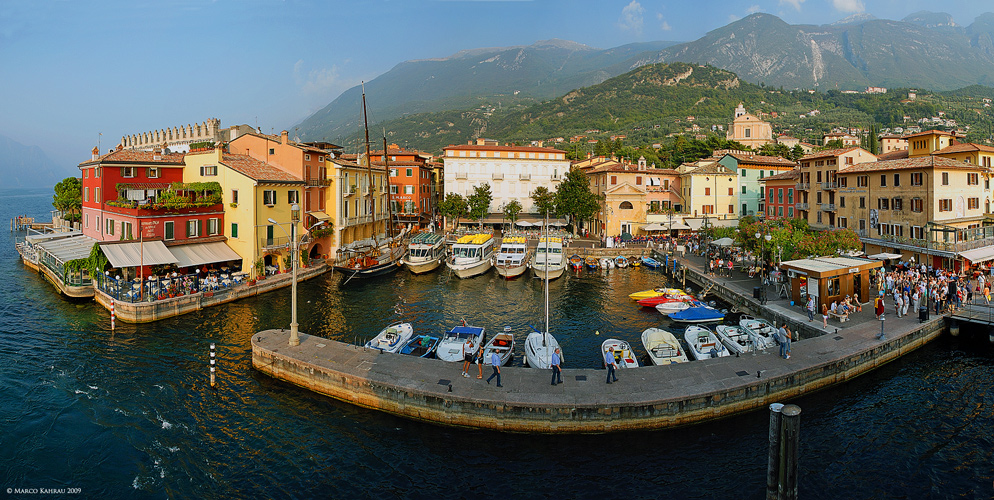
820, 203, 837, 211
519, 174, 531, 181
343, 187, 355, 197
455, 172, 468, 180
306, 178, 332, 187
795, 202, 809, 210
795, 183, 810, 190
492, 173, 504, 180
821, 181, 837, 190
260, 237, 290, 251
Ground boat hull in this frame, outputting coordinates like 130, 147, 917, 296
404, 257, 443, 274
531, 265, 565, 280
641, 327, 689, 365
601, 338, 639, 368
334, 258, 402, 278
495, 263, 528, 279
447, 259, 493, 279
524, 331, 562, 370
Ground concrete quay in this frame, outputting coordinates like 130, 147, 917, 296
252, 308, 946, 433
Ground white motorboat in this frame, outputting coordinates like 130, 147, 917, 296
482, 327, 515, 366
714, 324, 759, 354
601, 337, 639, 368
493, 236, 530, 279
530, 236, 566, 280
526, 213, 564, 369
684, 325, 730, 360
446, 234, 496, 278
654, 300, 695, 315
436, 323, 485, 362
364, 322, 414, 353
599, 257, 615, 269
403, 232, 446, 274
641, 327, 689, 365
739, 315, 778, 349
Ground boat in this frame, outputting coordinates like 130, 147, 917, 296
615, 255, 629, 268
364, 322, 414, 353
526, 213, 564, 370
399, 333, 441, 358
739, 315, 778, 349
684, 325, 730, 360
482, 327, 515, 367
585, 257, 599, 270
568, 254, 584, 271
654, 299, 696, 315
668, 304, 724, 323
403, 232, 446, 274
641, 256, 662, 268
493, 236, 530, 279
445, 233, 496, 278
641, 327, 689, 365
629, 287, 691, 301
435, 323, 485, 362
601, 338, 639, 368
715, 324, 759, 354
630, 258, 641, 268
636, 292, 696, 308
530, 236, 566, 280
599, 257, 615, 269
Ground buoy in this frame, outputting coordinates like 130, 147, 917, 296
949, 322, 960, 337
594, 330, 600, 335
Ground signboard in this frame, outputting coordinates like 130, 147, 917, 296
808, 277, 819, 298
849, 267, 859, 274
141, 220, 159, 238
869, 209, 878, 229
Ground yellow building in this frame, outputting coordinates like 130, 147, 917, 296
796, 147, 876, 229
726, 103, 773, 149
577, 157, 649, 237
184, 148, 305, 276
326, 155, 390, 250
932, 142, 994, 168
680, 163, 738, 218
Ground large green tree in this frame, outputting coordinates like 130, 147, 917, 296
530, 186, 556, 216
503, 199, 522, 225
554, 169, 600, 235
466, 183, 493, 226
438, 193, 469, 229
53, 177, 82, 222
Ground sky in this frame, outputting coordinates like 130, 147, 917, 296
1, 0, 991, 173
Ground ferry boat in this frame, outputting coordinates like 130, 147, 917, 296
403, 232, 446, 274
445, 233, 495, 279
493, 236, 530, 279
530, 236, 566, 280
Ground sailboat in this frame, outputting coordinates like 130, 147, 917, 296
333, 85, 404, 280
525, 212, 564, 369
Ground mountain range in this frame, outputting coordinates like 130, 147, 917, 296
0, 135, 67, 189
295, 11, 994, 151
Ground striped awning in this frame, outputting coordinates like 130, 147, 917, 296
309, 211, 332, 221
100, 241, 178, 268
959, 245, 994, 264
168, 241, 242, 268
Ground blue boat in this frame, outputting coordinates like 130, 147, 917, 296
400, 333, 441, 358
641, 256, 662, 268
668, 305, 724, 323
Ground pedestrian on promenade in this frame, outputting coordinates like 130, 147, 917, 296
727, 259, 734, 276
461, 338, 474, 378
475, 349, 484, 379
784, 325, 793, 359
486, 350, 502, 387
604, 347, 619, 384
822, 303, 829, 328
550, 347, 562, 385
894, 290, 903, 318
875, 294, 886, 319
853, 292, 862, 312
806, 296, 816, 322
776, 323, 787, 359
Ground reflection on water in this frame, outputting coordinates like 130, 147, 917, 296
1, 189, 992, 498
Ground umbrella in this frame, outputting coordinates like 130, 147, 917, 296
711, 237, 735, 246
515, 221, 532, 227
641, 223, 667, 231
533, 221, 544, 227
620, 232, 633, 242
549, 221, 565, 227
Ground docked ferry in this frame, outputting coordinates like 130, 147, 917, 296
493, 236, 530, 279
530, 236, 566, 280
445, 233, 495, 279
403, 232, 446, 274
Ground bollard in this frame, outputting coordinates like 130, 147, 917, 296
778, 404, 802, 500
209, 343, 217, 388
110, 299, 116, 331
765, 403, 785, 500
949, 321, 960, 337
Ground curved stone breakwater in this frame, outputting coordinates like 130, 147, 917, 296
251, 314, 946, 433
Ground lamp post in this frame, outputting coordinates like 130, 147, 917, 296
268, 203, 301, 346
755, 231, 762, 271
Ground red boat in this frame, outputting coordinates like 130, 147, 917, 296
637, 294, 696, 308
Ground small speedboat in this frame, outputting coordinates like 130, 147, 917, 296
365, 322, 414, 353
637, 293, 695, 308
436, 323, 484, 362
569, 254, 584, 271
641, 327, 689, 365
482, 327, 515, 366
601, 337, 639, 368
715, 324, 758, 354
655, 300, 695, 314
585, 257, 599, 270
629, 287, 691, 301
400, 333, 441, 358
739, 315, 778, 349
615, 255, 629, 268
599, 257, 613, 269
684, 325, 730, 360
668, 304, 724, 323
641, 256, 662, 268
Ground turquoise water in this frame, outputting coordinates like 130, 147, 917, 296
1, 188, 992, 498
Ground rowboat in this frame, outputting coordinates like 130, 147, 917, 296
641, 256, 662, 268
599, 257, 614, 269
568, 254, 584, 271
615, 255, 629, 268
364, 322, 414, 353
601, 338, 639, 368
482, 327, 515, 366
684, 325, 730, 360
446, 234, 496, 278
668, 304, 724, 323
739, 315, 778, 349
493, 236, 530, 279
400, 333, 440, 358
403, 232, 446, 274
585, 257, 599, 270
436, 324, 484, 362
641, 327, 689, 365
714, 324, 758, 354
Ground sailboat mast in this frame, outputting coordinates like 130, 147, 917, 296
544, 211, 550, 343
361, 83, 376, 241
383, 136, 395, 239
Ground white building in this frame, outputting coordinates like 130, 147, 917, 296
442, 139, 569, 214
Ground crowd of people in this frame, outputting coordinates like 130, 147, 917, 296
869, 263, 985, 320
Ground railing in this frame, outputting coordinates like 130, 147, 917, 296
343, 187, 355, 197
306, 178, 332, 187
260, 237, 290, 251
519, 174, 531, 181
820, 203, 837, 211
860, 232, 994, 253
795, 183, 810, 190
821, 181, 837, 190
455, 172, 468, 180
552, 175, 562, 181
492, 173, 504, 180
795, 203, 809, 210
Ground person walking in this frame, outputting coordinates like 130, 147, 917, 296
550, 347, 562, 385
604, 346, 619, 384
776, 323, 787, 359
485, 350, 502, 387
461, 338, 474, 378
822, 303, 829, 328
806, 295, 816, 322
475, 349, 484, 379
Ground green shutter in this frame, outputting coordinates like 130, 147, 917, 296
231, 223, 238, 238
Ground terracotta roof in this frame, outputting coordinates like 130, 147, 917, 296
835, 156, 984, 174
79, 149, 185, 166
875, 150, 910, 161
221, 154, 303, 183
759, 169, 800, 181
904, 129, 958, 139
684, 163, 736, 176
933, 142, 994, 155
723, 153, 796, 167
879, 134, 906, 139
330, 158, 385, 170
799, 147, 866, 161
236, 132, 326, 154
372, 161, 428, 167
443, 144, 565, 154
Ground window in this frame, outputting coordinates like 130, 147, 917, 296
84, 214, 88, 228
759, 171, 764, 179
911, 198, 923, 212
165, 221, 174, 240
232, 189, 239, 205
969, 197, 980, 210
838, 177, 847, 188
788, 189, 794, 204
705, 187, 711, 196
778, 206, 783, 217
840, 196, 845, 208
768, 188, 774, 203
105, 218, 114, 235
619, 201, 634, 210
968, 173, 979, 185
939, 199, 952, 212
121, 167, 135, 178
817, 191, 822, 203
611, 176, 617, 185
769, 206, 775, 217
231, 223, 238, 238
305, 154, 311, 161
390, 185, 398, 194
911, 172, 923, 186
727, 187, 733, 195
122, 222, 133, 240
838, 217, 847, 228
817, 211, 822, 223
404, 185, 414, 194
857, 176, 868, 187
745, 128, 751, 138
148, 168, 159, 178
788, 207, 794, 217
894, 225, 903, 237
878, 198, 889, 210
912, 226, 924, 239
880, 174, 887, 187
186, 220, 201, 237
859, 197, 865, 209
892, 198, 902, 211
84, 187, 89, 202
742, 203, 747, 214
893, 173, 900, 187
200, 165, 217, 176
636, 177, 643, 185
269, 148, 275, 155
288, 190, 299, 204
860, 219, 866, 231
207, 218, 219, 236
778, 188, 784, 203
406, 168, 413, 177
263, 190, 276, 206
83, 169, 88, 179
942, 172, 949, 185
390, 169, 398, 177
817, 171, 822, 182
742, 186, 747, 194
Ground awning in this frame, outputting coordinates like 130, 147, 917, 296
37, 235, 98, 264
641, 223, 667, 231
309, 211, 332, 221
168, 241, 242, 268
867, 252, 904, 260
959, 245, 994, 264
515, 221, 533, 227
100, 241, 178, 268
712, 237, 736, 246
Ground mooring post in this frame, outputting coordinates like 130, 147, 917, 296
110, 299, 115, 331
765, 402, 785, 500
209, 343, 217, 389
778, 404, 802, 500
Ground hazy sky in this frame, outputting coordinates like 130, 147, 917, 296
1, 0, 991, 172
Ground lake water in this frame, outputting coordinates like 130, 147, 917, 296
1, 188, 991, 498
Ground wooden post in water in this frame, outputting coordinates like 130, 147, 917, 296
778, 404, 802, 500
765, 402, 784, 500
209, 343, 217, 388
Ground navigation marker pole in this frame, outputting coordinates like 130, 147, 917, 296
210, 343, 217, 389
110, 299, 115, 331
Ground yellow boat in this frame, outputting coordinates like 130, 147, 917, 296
628, 287, 690, 301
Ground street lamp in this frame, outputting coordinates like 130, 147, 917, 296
755, 231, 762, 270
268, 203, 301, 346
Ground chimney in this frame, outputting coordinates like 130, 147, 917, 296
153, 146, 162, 161
281, 130, 289, 144
216, 146, 224, 163
91, 146, 100, 161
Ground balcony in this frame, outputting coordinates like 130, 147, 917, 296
306, 178, 332, 187
820, 203, 837, 211
519, 173, 531, 181
795, 202, 809, 210
343, 186, 355, 197
795, 183, 810, 191
492, 173, 504, 180
260, 237, 290, 251
455, 172, 468, 180
821, 181, 837, 190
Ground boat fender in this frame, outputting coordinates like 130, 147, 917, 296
709, 347, 718, 358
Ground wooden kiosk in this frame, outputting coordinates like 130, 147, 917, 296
780, 256, 882, 311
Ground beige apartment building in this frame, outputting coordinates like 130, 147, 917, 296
795, 147, 877, 229
680, 163, 738, 218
